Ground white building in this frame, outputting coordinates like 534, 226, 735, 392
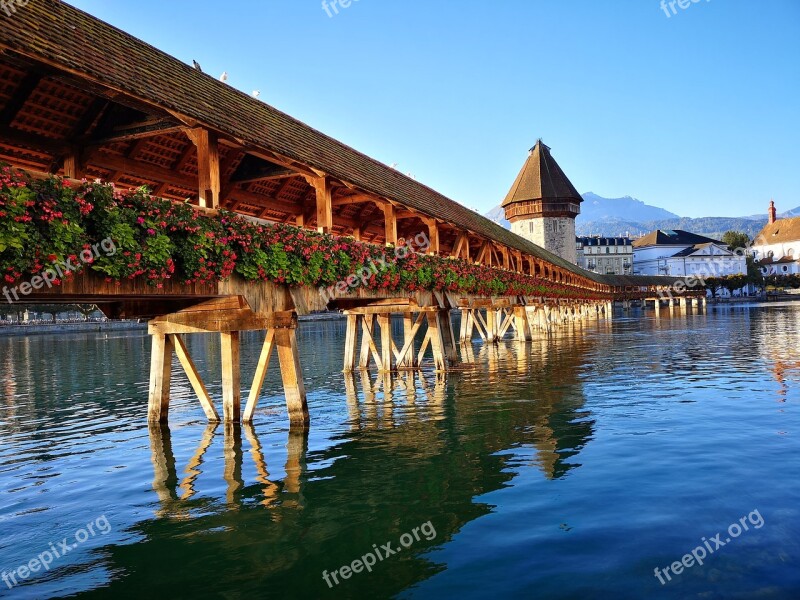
632, 230, 746, 279
751, 201, 800, 276
576, 236, 633, 275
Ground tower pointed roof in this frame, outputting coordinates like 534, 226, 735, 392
502, 140, 583, 208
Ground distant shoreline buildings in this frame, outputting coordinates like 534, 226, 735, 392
631, 230, 746, 278
576, 237, 633, 275
752, 201, 800, 276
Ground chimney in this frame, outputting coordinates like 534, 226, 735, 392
769, 200, 777, 224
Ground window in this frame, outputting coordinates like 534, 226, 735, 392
605, 247, 610, 254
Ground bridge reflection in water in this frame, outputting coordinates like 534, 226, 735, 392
115, 324, 597, 598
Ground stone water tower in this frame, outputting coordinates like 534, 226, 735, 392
502, 140, 583, 264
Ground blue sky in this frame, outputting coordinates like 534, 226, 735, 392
69, 0, 799, 218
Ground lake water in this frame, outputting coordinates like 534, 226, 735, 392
1, 304, 799, 599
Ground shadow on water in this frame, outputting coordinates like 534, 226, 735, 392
69, 325, 596, 599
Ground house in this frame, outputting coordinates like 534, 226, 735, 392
751, 201, 800, 276
576, 236, 633, 275
632, 230, 746, 280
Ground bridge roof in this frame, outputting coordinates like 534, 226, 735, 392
0, 1, 690, 293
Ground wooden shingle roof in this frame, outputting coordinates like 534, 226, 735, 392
502, 140, 583, 208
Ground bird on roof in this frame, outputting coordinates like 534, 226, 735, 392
220, 71, 228, 82
252, 90, 261, 98
192, 60, 202, 72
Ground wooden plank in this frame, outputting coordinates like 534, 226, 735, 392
171, 334, 220, 421
149, 309, 286, 335
220, 332, 241, 422
243, 329, 276, 423
275, 328, 310, 428
148, 334, 174, 423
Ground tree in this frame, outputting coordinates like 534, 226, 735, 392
704, 277, 722, 298
722, 230, 751, 252
73, 304, 100, 321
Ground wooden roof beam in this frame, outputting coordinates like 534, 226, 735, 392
0, 71, 42, 126
86, 119, 184, 146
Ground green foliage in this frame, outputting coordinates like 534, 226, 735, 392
0, 169, 609, 301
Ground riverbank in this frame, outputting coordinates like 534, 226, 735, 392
0, 320, 147, 337
0, 312, 346, 337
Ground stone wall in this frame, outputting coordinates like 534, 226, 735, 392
511, 217, 577, 265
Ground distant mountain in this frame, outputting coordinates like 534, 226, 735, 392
580, 192, 678, 222
484, 193, 784, 240
485, 206, 509, 229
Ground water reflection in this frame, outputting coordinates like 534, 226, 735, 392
148, 423, 308, 517
750, 303, 800, 403
98, 329, 598, 598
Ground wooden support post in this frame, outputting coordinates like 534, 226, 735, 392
383, 204, 397, 245
220, 332, 241, 422
439, 309, 458, 365
426, 312, 447, 372
425, 219, 440, 255
63, 151, 82, 179
310, 176, 333, 233
459, 309, 471, 344
486, 308, 497, 343
243, 329, 276, 423
400, 313, 416, 368
148, 333, 174, 423
377, 314, 394, 372
343, 314, 359, 372
359, 314, 381, 369
514, 306, 531, 341
185, 128, 220, 208
171, 334, 220, 422
275, 327, 309, 429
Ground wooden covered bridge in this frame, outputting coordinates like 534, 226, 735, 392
0, 1, 703, 428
